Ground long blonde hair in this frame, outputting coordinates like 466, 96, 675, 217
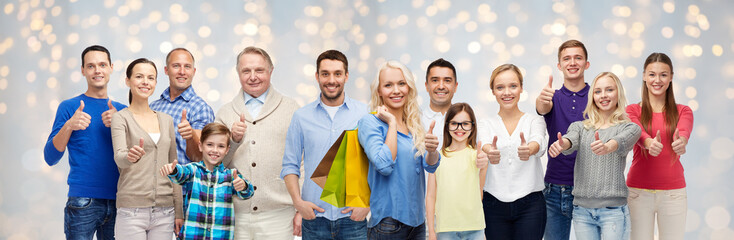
369, 60, 426, 157
582, 72, 629, 129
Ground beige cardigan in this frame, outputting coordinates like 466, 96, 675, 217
216, 87, 299, 214
111, 108, 183, 219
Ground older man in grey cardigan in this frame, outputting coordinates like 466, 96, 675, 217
216, 46, 300, 240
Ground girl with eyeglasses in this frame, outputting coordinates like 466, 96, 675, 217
478, 64, 548, 239
426, 103, 488, 240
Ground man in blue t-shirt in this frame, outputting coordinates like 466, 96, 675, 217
535, 39, 591, 240
149, 47, 215, 235
44, 45, 127, 240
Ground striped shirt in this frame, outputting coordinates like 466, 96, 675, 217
168, 161, 254, 240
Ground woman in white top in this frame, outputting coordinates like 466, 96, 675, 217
479, 64, 548, 239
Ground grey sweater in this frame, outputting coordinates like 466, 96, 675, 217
561, 121, 641, 208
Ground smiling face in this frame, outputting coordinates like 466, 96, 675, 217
126, 63, 157, 100
199, 134, 230, 170
557, 47, 590, 81
82, 50, 113, 90
447, 110, 473, 145
425, 66, 457, 108
316, 59, 348, 105
592, 76, 619, 115
165, 49, 196, 95
377, 67, 410, 111
643, 62, 673, 98
491, 70, 523, 109
237, 53, 272, 97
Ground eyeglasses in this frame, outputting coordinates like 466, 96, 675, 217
446, 121, 474, 131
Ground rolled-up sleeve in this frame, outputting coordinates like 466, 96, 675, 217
422, 153, 440, 173
280, 116, 303, 179
358, 115, 395, 176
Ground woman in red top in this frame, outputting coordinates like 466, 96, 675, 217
626, 52, 693, 240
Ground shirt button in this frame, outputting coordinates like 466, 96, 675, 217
573, 100, 576, 102
253, 121, 257, 125
251, 140, 256, 145
251, 162, 256, 167
253, 206, 258, 211
572, 107, 575, 109
253, 185, 257, 190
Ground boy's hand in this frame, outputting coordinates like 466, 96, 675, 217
160, 159, 178, 177
232, 169, 246, 191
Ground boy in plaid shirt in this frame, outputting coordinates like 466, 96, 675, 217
161, 123, 254, 239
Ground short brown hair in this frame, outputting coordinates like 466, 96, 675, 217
237, 46, 274, 71
316, 50, 348, 73
200, 123, 232, 147
557, 39, 588, 62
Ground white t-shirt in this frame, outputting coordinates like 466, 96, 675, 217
322, 104, 342, 120
477, 113, 548, 202
421, 106, 446, 149
149, 133, 160, 144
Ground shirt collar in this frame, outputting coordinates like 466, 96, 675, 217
159, 86, 196, 102
244, 88, 269, 104
316, 94, 351, 110
423, 106, 443, 118
193, 161, 227, 173
559, 83, 590, 97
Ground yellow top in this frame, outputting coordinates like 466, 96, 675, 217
435, 147, 485, 232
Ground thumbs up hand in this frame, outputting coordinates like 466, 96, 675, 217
538, 75, 555, 104
647, 130, 664, 157
476, 140, 489, 168
671, 129, 687, 156
160, 159, 179, 177
232, 169, 247, 191
101, 100, 117, 128
517, 132, 531, 161
177, 109, 193, 140
425, 120, 439, 153
486, 136, 500, 165
548, 132, 567, 158
591, 131, 614, 155
231, 113, 247, 143
67, 100, 92, 131
127, 138, 146, 163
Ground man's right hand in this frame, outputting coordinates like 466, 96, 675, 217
178, 109, 193, 140
231, 113, 247, 143
536, 75, 555, 114
294, 199, 325, 220
67, 100, 92, 131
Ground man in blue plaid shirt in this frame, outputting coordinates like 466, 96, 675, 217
150, 47, 216, 234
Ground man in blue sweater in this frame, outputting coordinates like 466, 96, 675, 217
44, 45, 127, 240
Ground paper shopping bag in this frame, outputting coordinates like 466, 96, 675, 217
319, 134, 348, 207
344, 129, 371, 208
311, 131, 347, 189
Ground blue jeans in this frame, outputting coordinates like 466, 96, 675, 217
368, 217, 425, 240
437, 230, 484, 240
302, 216, 367, 240
482, 191, 546, 239
64, 197, 116, 240
572, 205, 630, 240
543, 182, 574, 240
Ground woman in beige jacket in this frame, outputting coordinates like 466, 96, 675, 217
111, 58, 183, 239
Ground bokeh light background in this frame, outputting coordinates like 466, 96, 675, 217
0, 0, 732, 239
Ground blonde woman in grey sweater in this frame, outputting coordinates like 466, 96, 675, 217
548, 72, 641, 240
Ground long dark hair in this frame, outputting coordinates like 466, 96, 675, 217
640, 52, 678, 144
125, 58, 157, 103
441, 102, 477, 156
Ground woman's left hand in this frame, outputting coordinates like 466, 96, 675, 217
671, 129, 687, 155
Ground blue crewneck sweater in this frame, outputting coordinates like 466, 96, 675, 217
44, 94, 127, 199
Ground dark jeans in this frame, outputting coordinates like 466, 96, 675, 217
302, 216, 368, 240
483, 191, 546, 240
542, 182, 574, 240
368, 217, 425, 240
64, 197, 116, 240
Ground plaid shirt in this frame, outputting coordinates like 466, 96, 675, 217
168, 162, 254, 240
150, 87, 215, 165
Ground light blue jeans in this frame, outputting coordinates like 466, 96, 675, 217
572, 204, 630, 240
437, 230, 484, 240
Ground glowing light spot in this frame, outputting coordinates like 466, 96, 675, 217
685, 68, 697, 79
0, 79, 7, 90
607, 43, 620, 54
0, 66, 7, 77
205, 67, 218, 79
506, 26, 519, 38
712, 44, 723, 56
159, 42, 172, 53
198, 26, 211, 38
663, 2, 675, 13
625, 66, 637, 78
691, 45, 703, 57
243, 23, 258, 36
661, 27, 674, 38
688, 5, 700, 16
435, 38, 451, 53
726, 88, 734, 99
480, 33, 494, 45
128, 24, 140, 35
400, 54, 411, 64
551, 23, 566, 36
611, 64, 624, 77
127, 38, 142, 53
27, 71, 36, 83
684, 25, 701, 38
244, 2, 257, 13
304, 23, 318, 35
492, 42, 506, 53
27, 93, 37, 107
425, 6, 437, 16
172, 33, 186, 45
705, 206, 731, 230
49, 61, 60, 73
47, 77, 57, 89
456, 11, 470, 23
203, 44, 216, 56
613, 22, 627, 35
436, 24, 448, 35
4, 3, 14, 15
375, 33, 387, 45
0, 102, 6, 114
206, 90, 220, 103
552, 2, 566, 13
468, 41, 481, 54
511, 44, 525, 56
360, 46, 370, 60
465, 21, 477, 32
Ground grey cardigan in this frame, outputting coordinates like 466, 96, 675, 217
111, 108, 183, 219
562, 121, 641, 208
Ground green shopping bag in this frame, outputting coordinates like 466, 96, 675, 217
319, 134, 348, 207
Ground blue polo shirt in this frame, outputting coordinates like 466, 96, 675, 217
542, 83, 589, 186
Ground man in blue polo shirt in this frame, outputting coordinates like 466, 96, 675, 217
536, 39, 591, 240
44, 45, 127, 240
150, 47, 215, 234
281, 50, 370, 239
